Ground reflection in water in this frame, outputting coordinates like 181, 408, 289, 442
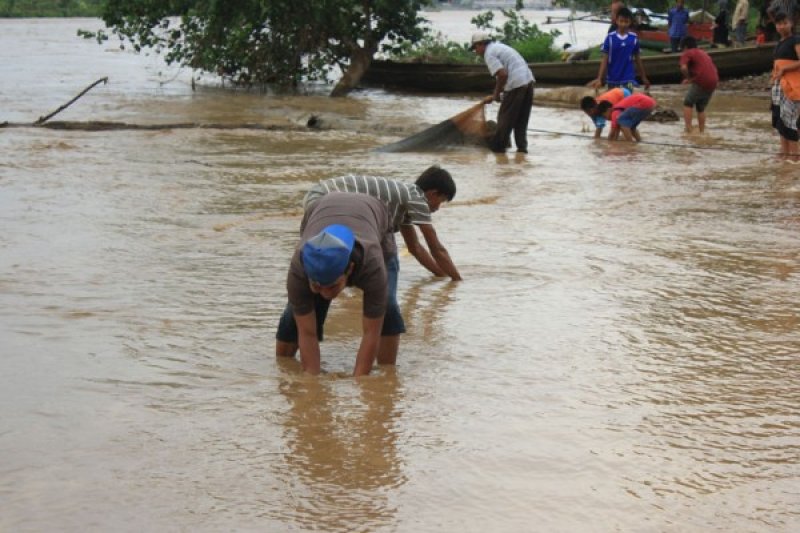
610, 202, 800, 506
400, 277, 459, 344
275, 364, 405, 532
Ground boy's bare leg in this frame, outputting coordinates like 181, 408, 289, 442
780, 137, 790, 155
683, 107, 693, 132
632, 128, 642, 142
698, 111, 706, 133
377, 335, 399, 365
620, 126, 635, 142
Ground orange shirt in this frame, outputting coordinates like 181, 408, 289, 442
597, 87, 630, 105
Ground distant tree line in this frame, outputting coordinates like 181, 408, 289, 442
0, 0, 104, 17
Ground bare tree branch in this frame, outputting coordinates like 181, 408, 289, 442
35, 77, 108, 125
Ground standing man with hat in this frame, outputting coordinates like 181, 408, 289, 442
275, 192, 394, 376
470, 31, 535, 153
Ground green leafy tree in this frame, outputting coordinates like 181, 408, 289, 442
388, 6, 560, 64
97, 0, 431, 96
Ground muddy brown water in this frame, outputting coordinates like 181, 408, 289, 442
1, 15, 799, 533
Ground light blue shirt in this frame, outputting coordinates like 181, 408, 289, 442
484, 41, 535, 91
668, 7, 690, 38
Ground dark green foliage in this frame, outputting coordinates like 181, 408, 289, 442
511, 36, 560, 63
387, 30, 482, 63
389, 7, 560, 64
0, 0, 104, 17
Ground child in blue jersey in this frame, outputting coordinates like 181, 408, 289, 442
589, 7, 651, 91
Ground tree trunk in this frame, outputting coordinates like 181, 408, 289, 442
330, 47, 372, 97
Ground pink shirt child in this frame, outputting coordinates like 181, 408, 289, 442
611, 93, 656, 129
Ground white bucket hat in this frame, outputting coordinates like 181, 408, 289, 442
470, 31, 492, 49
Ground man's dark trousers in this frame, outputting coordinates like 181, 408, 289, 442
489, 82, 534, 153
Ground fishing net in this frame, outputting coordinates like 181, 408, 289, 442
375, 102, 491, 152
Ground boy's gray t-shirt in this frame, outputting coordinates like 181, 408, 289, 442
287, 193, 391, 319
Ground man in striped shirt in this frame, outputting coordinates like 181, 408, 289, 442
282, 165, 461, 367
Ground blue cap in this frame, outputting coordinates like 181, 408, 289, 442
301, 224, 355, 286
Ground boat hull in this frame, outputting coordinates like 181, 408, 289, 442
361, 45, 774, 92
638, 24, 714, 51
638, 22, 714, 44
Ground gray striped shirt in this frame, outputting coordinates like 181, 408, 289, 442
304, 175, 432, 232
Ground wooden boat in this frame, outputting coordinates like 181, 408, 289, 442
545, 9, 715, 50
361, 45, 774, 92
638, 23, 713, 50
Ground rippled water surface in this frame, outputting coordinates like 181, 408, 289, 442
1, 14, 799, 533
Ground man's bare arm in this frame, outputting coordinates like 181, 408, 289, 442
400, 225, 446, 276
353, 316, 383, 376
635, 54, 651, 89
419, 224, 462, 281
589, 55, 609, 89
296, 311, 321, 375
492, 68, 508, 101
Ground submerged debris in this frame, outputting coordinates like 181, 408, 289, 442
718, 72, 772, 93
647, 107, 680, 123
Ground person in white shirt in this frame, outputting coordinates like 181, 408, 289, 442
732, 0, 750, 46
471, 31, 535, 153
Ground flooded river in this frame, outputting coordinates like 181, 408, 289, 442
2, 13, 799, 532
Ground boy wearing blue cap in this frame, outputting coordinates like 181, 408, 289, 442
276, 192, 395, 376
302, 166, 461, 367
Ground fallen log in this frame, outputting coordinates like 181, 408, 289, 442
0, 76, 302, 133
0, 120, 307, 132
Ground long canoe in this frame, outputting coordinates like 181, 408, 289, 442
361, 45, 774, 92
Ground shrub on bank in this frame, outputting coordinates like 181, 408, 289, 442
473, 8, 561, 62
386, 9, 561, 64
385, 32, 482, 64
510, 36, 560, 63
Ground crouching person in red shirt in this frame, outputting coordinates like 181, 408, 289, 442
596, 93, 657, 142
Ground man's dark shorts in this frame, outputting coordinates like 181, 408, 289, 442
684, 83, 714, 112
